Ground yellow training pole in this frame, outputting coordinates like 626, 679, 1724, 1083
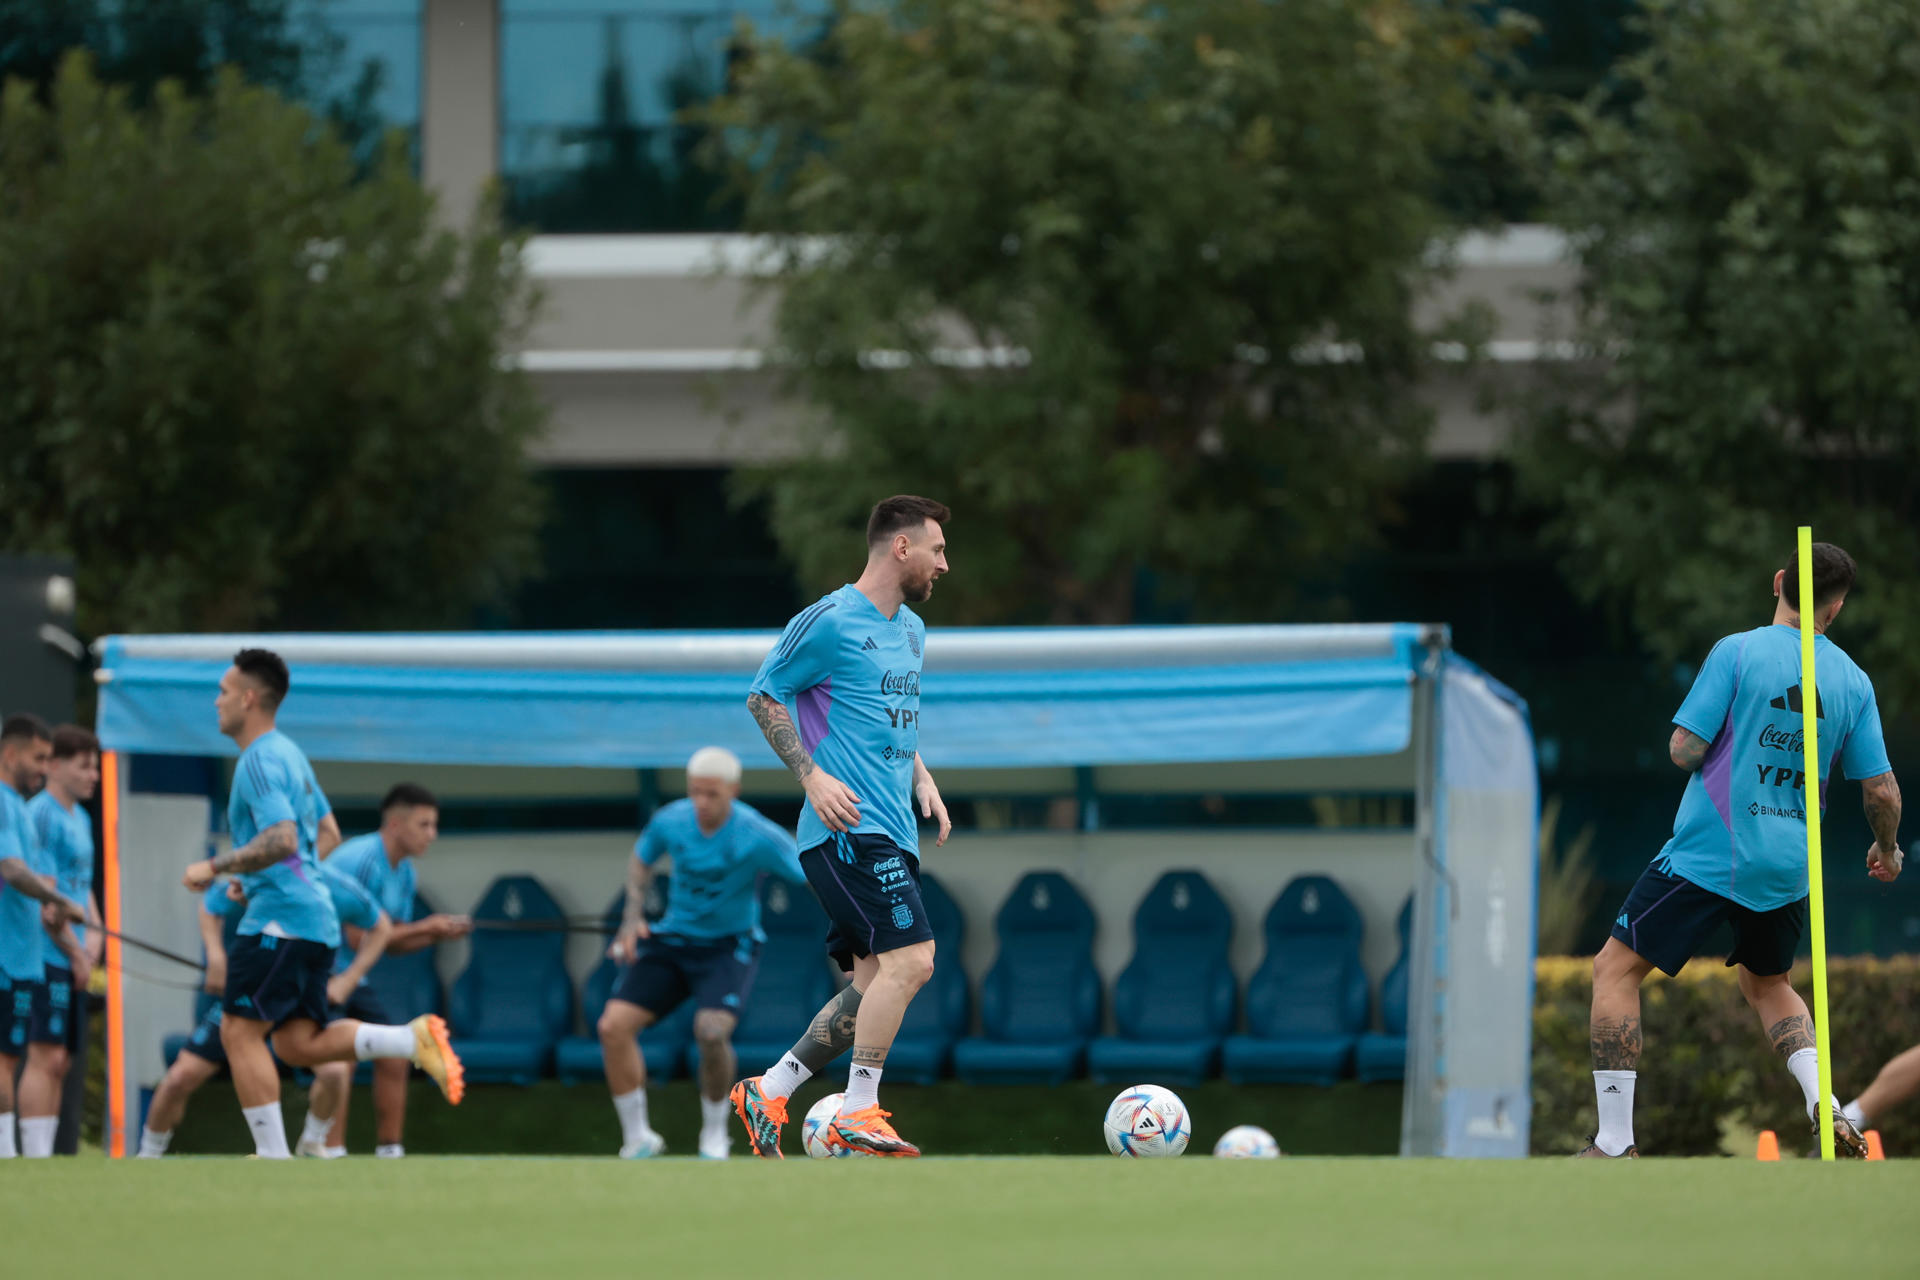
1797, 526, 1835, 1162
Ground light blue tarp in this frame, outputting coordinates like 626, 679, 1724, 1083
95, 625, 1425, 768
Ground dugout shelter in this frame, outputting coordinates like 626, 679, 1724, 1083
92, 623, 1537, 1158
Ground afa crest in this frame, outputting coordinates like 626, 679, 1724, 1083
907, 628, 921, 658
891, 902, 915, 930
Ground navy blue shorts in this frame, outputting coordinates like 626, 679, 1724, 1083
1, 979, 32, 1056
329, 983, 392, 1026
180, 1004, 227, 1067
29, 964, 76, 1047
801, 834, 935, 973
611, 933, 760, 1018
1610, 862, 1807, 977
222, 935, 334, 1029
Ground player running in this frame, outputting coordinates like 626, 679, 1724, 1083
139, 868, 390, 1157
305, 783, 469, 1158
733, 495, 953, 1158
17, 726, 103, 1157
1581, 543, 1901, 1158
600, 747, 805, 1159
179, 648, 462, 1158
0, 714, 86, 1159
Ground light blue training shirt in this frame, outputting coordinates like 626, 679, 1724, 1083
28, 791, 93, 968
636, 798, 805, 942
1656, 625, 1891, 911
325, 831, 418, 979
0, 780, 46, 984
227, 729, 339, 946
748, 584, 927, 858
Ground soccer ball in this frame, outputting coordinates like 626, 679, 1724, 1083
1103, 1084, 1190, 1157
803, 1092, 870, 1159
1212, 1124, 1282, 1159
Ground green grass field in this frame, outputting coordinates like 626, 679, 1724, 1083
6, 1157, 1917, 1277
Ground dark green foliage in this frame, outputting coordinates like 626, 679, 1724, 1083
0, 54, 545, 635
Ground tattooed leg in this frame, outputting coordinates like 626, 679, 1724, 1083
784, 983, 863, 1075
1590, 938, 1652, 1070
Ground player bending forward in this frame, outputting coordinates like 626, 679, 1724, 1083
599, 747, 805, 1159
1582, 544, 1901, 1158
179, 649, 463, 1158
732, 495, 953, 1159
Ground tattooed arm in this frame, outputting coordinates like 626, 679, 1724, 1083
747, 691, 815, 781
747, 691, 860, 831
609, 856, 652, 963
1669, 727, 1711, 772
1863, 772, 1903, 881
183, 820, 297, 890
0, 858, 83, 918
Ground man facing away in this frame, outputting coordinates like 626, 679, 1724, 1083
1582, 543, 1901, 1157
0, 713, 86, 1159
598, 747, 806, 1159
306, 782, 471, 1158
18, 726, 103, 1157
179, 648, 463, 1157
732, 495, 954, 1158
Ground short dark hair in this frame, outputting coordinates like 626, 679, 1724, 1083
0, 713, 52, 747
50, 725, 99, 760
866, 495, 951, 547
381, 782, 438, 815
232, 648, 290, 711
1782, 542, 1857, 610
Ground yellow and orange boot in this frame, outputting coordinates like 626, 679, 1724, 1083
730, 1077, 789, 1159
825, 1106, 920, 1158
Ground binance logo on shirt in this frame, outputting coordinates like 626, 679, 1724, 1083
1769, 683, 1825, 718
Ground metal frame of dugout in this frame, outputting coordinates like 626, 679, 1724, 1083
91, 623, 1539, 1158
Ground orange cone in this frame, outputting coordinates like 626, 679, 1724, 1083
1756, 1130, 1780, 1161
1865, 1130, 1885, 1161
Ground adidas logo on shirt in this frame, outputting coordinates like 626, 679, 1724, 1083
862, 637, 878, 651
1769, 683, 1825, 718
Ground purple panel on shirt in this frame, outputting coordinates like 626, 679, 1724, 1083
1701, 709, 1735, 830
798, 678, 834, 756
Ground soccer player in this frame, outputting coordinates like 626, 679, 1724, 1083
305, 782, 468, 1158
0, 713, 86, 1159
140, 869, 390, 1157
1843, 1044, 1920, 1136
179, 648, 462, 1158
18, 726, 103, 1157
732, 495, 953, 1159
600, 746, 805, 1160
1581, 543, 1901, 1158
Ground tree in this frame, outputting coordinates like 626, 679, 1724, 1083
0, 55, 546, 635
1514, 0, 1920, 709
705, 0, 1523, 624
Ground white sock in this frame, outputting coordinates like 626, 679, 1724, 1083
324, 1145, 349, 1159
354, 1023, 416, 1061
1593, 1070, 1635, 1155
701, 1095, 731, 1136
1787, 1048, 1823, 1118
1843, 1099, 1868, 1129
300, 1110, 333, 1148
242, 1102, 290, 1159
375, 1143, 404, 1159
0, 1113, 15, 1158
19, 1116, 57, 1158
760, 1053, 811, 1101
138, 1126, 173, 1158
842, 1061, 883, 1112
613, 1087, 651, 1147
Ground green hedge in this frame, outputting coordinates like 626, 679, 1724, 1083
1532, 955, 1920, 1156
166, 1078, 1404, 1158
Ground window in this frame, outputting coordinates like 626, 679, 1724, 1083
499, 1, 826, 232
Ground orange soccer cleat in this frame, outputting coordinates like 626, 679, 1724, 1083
410, 1014, 465, 1105
824, 1105, 921, 1158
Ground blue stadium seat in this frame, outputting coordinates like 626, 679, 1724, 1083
1223, 875, 1369, 1085
1088, 870, 1235, 1086
872, 871, 968, 1084
952, 872, 1100, 1085
554, 885, 692, 1083
448, 876, 574, 1083
699, 877, 840, 1080
1356, 895, 1414, 1083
